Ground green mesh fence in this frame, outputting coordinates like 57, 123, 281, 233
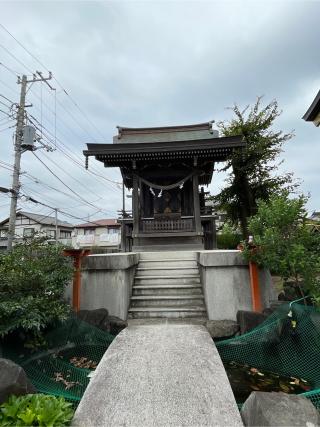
2, 317, 115, 405
216, 303, 320, 409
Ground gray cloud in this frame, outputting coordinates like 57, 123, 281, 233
0, 0, 319, 223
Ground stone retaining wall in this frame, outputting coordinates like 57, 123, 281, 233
65, 250, 274, 321
65, 253, 139, 320
198, 250, 275, 320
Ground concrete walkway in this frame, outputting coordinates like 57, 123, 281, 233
72, 324, 243, 427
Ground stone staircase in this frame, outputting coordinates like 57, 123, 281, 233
128, 251, 207, 319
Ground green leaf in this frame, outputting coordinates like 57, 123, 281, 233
17, 408, 35, 425
0, 394, 74, 427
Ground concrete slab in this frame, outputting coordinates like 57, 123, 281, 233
72, 324, 243, 427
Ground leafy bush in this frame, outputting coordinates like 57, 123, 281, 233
0, 237, 73, 341
217, 223, 242, 249
243, 193, 320, 302
0, 394, 74, 426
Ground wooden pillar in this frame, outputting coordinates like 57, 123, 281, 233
132, 174, 139, 237
249, 261, 262, 312
192, 172, 202, 234
63, 249, 90, 312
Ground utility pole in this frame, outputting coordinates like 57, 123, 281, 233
7, 75, 27, 251
7, 72, 53, 251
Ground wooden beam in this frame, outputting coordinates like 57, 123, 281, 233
132, 174, 139, 237
192, 172, 202, 234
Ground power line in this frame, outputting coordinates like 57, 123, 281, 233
0, 78, 19, 96
21, 188, 112, 227
0, 62, 20, 76
0, 160, 14, 168
20, 183, 70, 209
0, 23, 106, 140
32, 151, 114, 215
28, 85, 95, 147
0, 27, 122, 223
0, 52, 119, 190
0, 108, 12, 118
0, 93, 15, 104
0, 100, 12, 110
26, 112, 121, 190
0, 24, 48, 73
25, 90, 121, 192
0, 159, 116, 215
1, 40, 101, 151
22, 176, 107, 210
39, 150, 108, 199
0, 124, 14, 132
0, 43, 33, 74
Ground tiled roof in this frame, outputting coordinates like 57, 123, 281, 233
0, 211, 74, 228
113, 122, 218, 144
75, 219, 120, 228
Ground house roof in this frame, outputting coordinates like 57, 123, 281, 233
302, 90, 320, 122
75, 219, 120, 228
0, 211, 74, 228
310, 211, 320, 218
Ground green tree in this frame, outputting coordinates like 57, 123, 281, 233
243, 193, 320, 303
0, 237, 72, 343
215, 97, 295, 238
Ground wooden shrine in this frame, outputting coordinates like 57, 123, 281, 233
84, 122, 244, 251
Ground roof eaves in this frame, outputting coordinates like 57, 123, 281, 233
302, 90, 320, 121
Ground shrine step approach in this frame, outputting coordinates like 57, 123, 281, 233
128, 251, 207, 319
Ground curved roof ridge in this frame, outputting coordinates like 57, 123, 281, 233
117, 121, 214, 136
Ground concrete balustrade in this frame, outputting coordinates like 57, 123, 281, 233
65, 250, 274, 321
65, 253, 139, 320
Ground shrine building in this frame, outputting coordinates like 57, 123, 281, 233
84, 122, 244, 252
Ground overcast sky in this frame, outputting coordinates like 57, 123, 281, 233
0, 0, 319, 225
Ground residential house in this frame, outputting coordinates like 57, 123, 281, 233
73, 219, 121, 251
309, 211, 320, 222
0, 211, 74, 251
303, 90, 320, 127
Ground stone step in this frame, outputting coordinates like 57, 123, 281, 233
127, 318, 208, 326
128, 306, 207, 319
132, 285, 203, 296
135, 245, 202, 252
134, 276, 201, 286
135, 274, 200, 279
138, 259, 198, 269
130, 295, 205, 307
136, 267, 199, 276
139, 251, 197, 261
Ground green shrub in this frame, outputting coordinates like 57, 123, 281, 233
243, 193, 320, 303
0, 394, 74, 426
217, 223, 242, 249
0, 237, 73, 342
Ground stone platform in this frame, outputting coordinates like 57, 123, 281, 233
72, 324, 242, 427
